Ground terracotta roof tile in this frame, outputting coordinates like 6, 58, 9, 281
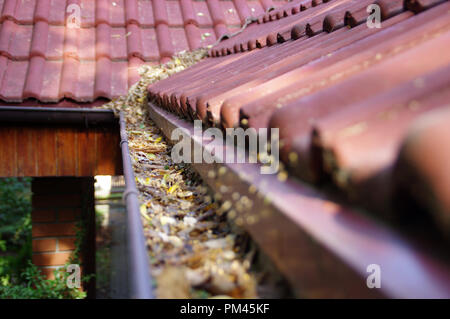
193, 1, 213, 26
166, 0, 184, 26
0, 0, 282, 103
147, 0, 450, 234
137, 0, 155, 26
45, 26, 65, 59
221, 2, 241, 26
48, 0, 67, 25
39, 60, 63, 101
308, 65, 450, 187
394, 106, 450, 237
0, 59, 28, 101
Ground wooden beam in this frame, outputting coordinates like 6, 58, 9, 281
0, 126, 122, 177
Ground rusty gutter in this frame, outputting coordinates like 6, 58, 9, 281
119, 112, 154, 299
147, 102, 450, 299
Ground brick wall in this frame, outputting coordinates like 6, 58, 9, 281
31, 177, 95, 296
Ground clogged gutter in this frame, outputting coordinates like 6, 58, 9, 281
99, 50, 258, 298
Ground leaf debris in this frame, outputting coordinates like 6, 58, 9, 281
98, 49, 257, 299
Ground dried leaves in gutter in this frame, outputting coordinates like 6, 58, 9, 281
99, 50, 257, 298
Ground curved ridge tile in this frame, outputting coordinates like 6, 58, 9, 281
0, 55, 8, 85
0, 19, 14, 58
126, 23, 143, 59
110, 0, 126, 26
207, 0, 227, 26
46, 26, 65, 60
80, 0, 95, 27
138, 0, 154, 26
260, 0, 275, 11
95, 57, 112, 99
233, 0, 253, 23
156, 23, 174, 58
376, 0, 404, 20
1, 0, 17, 22
221, 1, 241, 26
125, 0, 139, 25
111, 61, 129, 98
96, 0, 109, 25
210, 0, 373, 57
185, 23, 201, 50
108, 27, 126, 60
40, 60, 63, 102
0, 60, 28, 102
34, 0, 50, 23
214, 23, 229, 39
171, 27, 190, 54
128, 56, 143, 87
10, 24, 33, 59
48, 0, 67, 25
79, 27, 96, 60
180, 0, 198, 26
96, 23, 111, 59
59, 56, 79, 99
405, 0, 447, 13
152, 0, 169, 26
193, 1, 213, 27
76, 60, 95, 101
23, 55, 45, 99
63, 25, 79, 59
0, 22, 33, 60
166, 0, 184, 26
15, 0, 36, 24
141, 28, 159, 60
248, 1, 265, 17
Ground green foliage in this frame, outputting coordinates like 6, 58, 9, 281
0, 178, 92, 299
0, 219, 92, 299
0, 261, 86, 299
0, 178, 32, 283
0, 178, 32, 248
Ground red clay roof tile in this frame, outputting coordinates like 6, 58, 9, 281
193, 1, 213, 26
207, 0, 227, 26
312, 65, 450, 192
46, 26, 65, 59
39, 60, 63, 102
138, 0, 154, 26
221, 1, 241, 26
166, 0, 184, 26
147, 0, 450, 233
0, 0, 282, 103
394, 106, 450, 237
49, 0, 67, 25
23, 55, 45, 99
140, 28, 159, 60
125, 0, 139, 25
179, 0, 197, 26
153, 0, 170, 26
0, 59, 27, 101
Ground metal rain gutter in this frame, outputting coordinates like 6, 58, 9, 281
0, 106, 117, 126
119, 112, 154, 299
147, 102, 450, 299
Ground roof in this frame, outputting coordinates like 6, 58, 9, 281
148, 0, 450, 236
0, 0, 289, 103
